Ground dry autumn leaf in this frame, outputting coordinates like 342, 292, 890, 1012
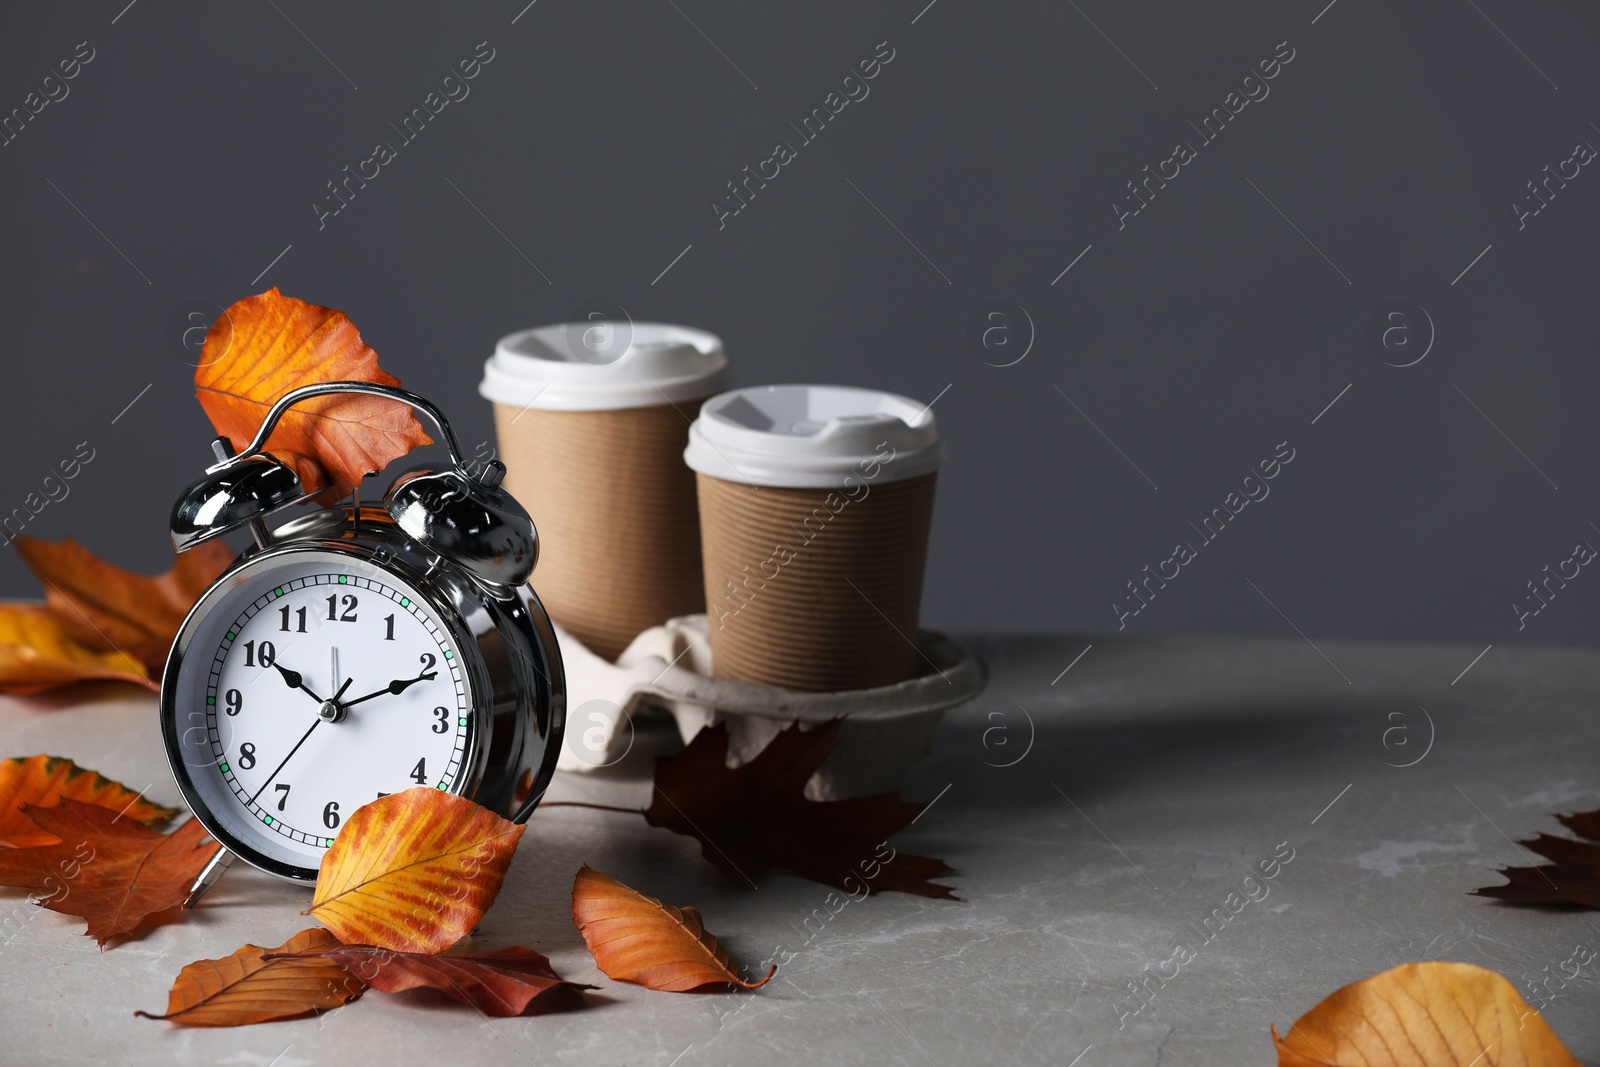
0, 754, 176, 848
138, 928, 364, 1027
1273, 961, 1579, 1067
0, 800, 218, 943
269, 944, 596, 1017
0, 603, 152, 693
195, 287, 432, 500
571, 866, 775, 992
1474, 807, 1600, 910
14, 536, 233, 674
309, 787, 525, 953
644, 719, 956, 898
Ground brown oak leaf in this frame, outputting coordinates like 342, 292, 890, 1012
643, 719, 956, 898
269, 944, 595, 1016
1273, 960, 1579, 1066
138, 928, 365, 1027
571, 866, 774, 992
0, 800, 219, 943
195, 287, 432, 501
1473, 807, 1600, 910
14, 536, 234, 674
0, 755, 176, 849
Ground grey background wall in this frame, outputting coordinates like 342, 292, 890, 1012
2, 0, 1597, 651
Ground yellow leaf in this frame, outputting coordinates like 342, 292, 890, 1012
571, 866, 775, 992
137, 928, 364, 1027
308, 788, 524, 953
0, 754, 176, 848
14, 536, 233, 674
1273, 961, 1581, 1067
195, 288, 431, 501
0, 603, 151, 694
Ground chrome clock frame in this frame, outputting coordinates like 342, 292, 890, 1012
161, 507, 565, 883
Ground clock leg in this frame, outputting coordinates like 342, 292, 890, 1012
182, 847, 235, 908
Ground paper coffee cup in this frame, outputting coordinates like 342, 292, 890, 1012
684, 385, 943, 691
481, 322, 730, 660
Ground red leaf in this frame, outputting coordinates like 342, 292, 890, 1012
643, 719, 956, 898
269, 944, 595, 1016
0, 800, 219, 943
1473, 806, 1600, 910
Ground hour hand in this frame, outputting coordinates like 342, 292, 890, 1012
385, 671, 437, 696
272, 662, 323, 703
342, 671, 438, 709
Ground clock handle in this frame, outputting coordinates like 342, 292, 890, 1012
194, 380, 539, 587
214, 381, 469, 474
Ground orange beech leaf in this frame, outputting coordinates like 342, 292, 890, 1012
309, 788, 525, 953
137, 928, 364, 1027
0, 603, 152, 694
268, 944, 596, 1017
0, 800, 218, 943
1474, 807, 1600, 910
194, 288, 431, 500
0, 755, 176, 848
571, 866, 775, 992
14, 536, 234, 674
1272, 961, 1580, 1067
645, 719, 956, 898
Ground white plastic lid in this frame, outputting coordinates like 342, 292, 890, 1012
684, 384, 943, 489
480, 321, 730, 412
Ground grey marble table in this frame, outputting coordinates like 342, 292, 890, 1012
2, 633, 1598, 1066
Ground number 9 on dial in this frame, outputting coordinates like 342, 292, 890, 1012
159, 383, 565, 890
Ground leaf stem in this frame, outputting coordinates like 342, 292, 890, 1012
538, 801, 645, 816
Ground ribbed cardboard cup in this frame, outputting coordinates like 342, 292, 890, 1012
697, 472, 938, 691
481, 322, 729, 661
686, 384, 944, 693
493, 403, 705, 661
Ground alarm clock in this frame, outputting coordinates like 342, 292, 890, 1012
159, 381, 565, 900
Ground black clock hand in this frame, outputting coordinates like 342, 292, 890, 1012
272, 661, 325, 704
341, 671, 439, 709
246, 678, 354, 805
248, 719, 320, 806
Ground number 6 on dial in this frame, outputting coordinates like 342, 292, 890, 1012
159, 382, 565, 892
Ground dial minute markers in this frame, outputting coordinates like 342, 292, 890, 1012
204, 569, 471, 852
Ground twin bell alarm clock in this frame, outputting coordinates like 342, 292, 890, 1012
158, 382, 565, 900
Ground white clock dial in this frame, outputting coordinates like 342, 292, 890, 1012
174, 556, 472, 868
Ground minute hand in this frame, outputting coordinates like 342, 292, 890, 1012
342, 671, 438, 709
247, 677, 352, 805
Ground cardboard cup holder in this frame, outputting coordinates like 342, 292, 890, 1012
549, 613, 986, 800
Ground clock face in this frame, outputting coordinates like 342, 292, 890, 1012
167, 553, 474, 874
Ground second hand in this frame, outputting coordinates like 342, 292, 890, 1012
248, 675, 354, 806
248, 720, 319, 807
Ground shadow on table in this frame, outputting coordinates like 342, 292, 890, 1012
919, 686, 1429, 817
